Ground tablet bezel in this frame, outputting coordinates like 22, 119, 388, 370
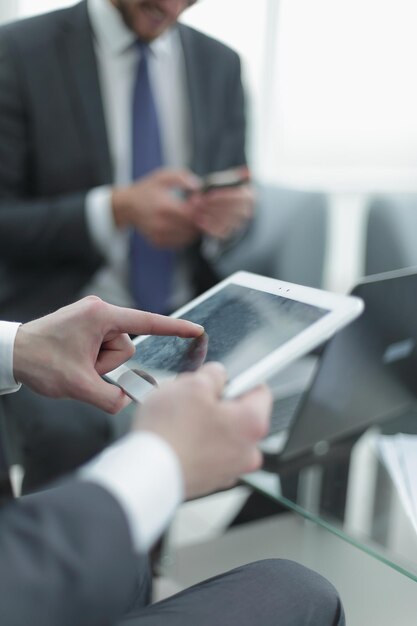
108, 271, 364, 400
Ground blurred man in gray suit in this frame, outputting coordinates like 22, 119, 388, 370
0, 0, 254, 486
0, 0, 253, 320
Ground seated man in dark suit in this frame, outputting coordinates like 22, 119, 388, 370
0, 0, 254, 487
0, 297, 345, 626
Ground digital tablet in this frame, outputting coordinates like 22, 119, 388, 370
106, 271, 364, 402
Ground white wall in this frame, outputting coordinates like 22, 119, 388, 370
269, 0, 417, 192
0, 0, 18, 24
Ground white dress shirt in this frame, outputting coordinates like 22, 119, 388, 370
84, 0, 193, 309
0, 321, 21, 395
0, 322, 184, 552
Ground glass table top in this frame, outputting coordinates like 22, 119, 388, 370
243, 408, 417, 582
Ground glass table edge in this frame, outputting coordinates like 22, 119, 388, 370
243, 472, 417, 584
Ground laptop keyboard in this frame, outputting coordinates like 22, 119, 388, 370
269, 392, 304, 434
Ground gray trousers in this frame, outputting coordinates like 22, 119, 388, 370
119, 559, 345, 626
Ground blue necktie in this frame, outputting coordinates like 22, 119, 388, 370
130, 41, 174, 313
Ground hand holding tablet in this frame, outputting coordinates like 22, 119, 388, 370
106, 271, 363, 402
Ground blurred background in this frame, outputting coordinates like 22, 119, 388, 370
2, 0, 417, 293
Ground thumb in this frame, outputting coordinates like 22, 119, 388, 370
196, 361, 228, 397
76, 372, 132, 414
230, 385, 272, 441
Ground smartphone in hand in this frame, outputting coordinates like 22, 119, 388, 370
202, 166, 250, 193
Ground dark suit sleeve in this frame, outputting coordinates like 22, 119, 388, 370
0, 480, 139, 626
0, 34, 102, 269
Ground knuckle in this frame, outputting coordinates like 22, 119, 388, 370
106, 396, 122, 415
101, 385, 125, 414
74, 374, 92, 399
83, 295, 103, 306
245, 411, 269, 441
82, 295, 105, 315
245, 448, 263, 473
191, 374, 211, 394
140, 310, 155, 330
251, 423, 265, 441
192, 371, 220, 397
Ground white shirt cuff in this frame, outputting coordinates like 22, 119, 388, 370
79, 431, 184, 552
0, 321, 22, 395
85, 185, 126, 264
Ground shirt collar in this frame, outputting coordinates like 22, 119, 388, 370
88, 0, 178, 57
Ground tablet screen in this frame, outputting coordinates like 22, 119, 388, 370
123, 284, 329, 385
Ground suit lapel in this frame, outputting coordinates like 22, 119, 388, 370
177, 24, 206, 175
58, 1, 113, 184
177, 25, 221, 290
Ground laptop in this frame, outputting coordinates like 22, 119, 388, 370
261, 267, 417, 470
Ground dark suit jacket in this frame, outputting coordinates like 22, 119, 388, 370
0, 399, 142, 626
0, 0, 247, 321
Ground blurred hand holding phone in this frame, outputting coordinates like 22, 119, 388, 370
192, 166, 254, 239
201, 165, 251, 193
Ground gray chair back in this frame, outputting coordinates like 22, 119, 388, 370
217, 184, 328, 288
365, 194, 417, 275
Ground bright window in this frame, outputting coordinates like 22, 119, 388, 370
267, 0, 417, 189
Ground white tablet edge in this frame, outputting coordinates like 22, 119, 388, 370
110, 271, 364, 399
